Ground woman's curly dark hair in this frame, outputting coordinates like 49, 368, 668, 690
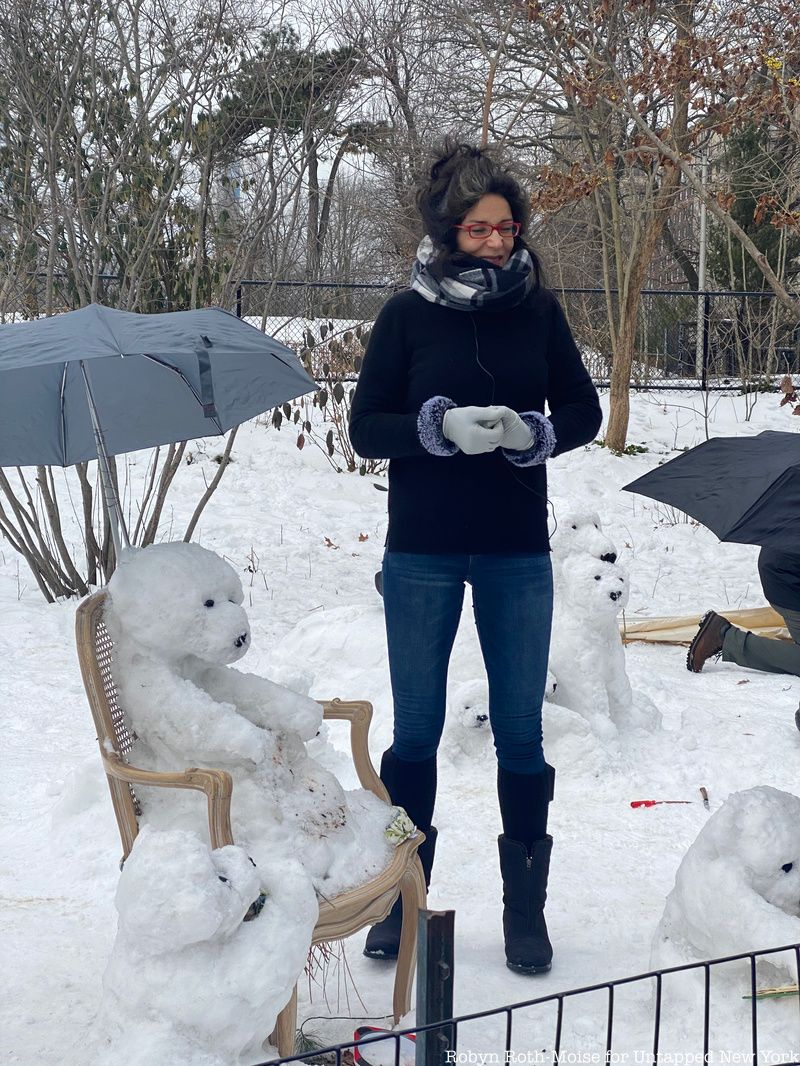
414, 137, 541, 285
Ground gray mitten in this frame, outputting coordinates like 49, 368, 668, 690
495, 407, 534, 451
442, 405, 505, 455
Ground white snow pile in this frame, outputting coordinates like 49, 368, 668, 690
547, 509, 661, 748
96, 826, 317, 1065
104, 541, 397, 894
652, 785, 800, 977
5, 390, 800, 1064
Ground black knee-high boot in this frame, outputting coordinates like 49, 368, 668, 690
497, 763, 555, 974
363, 749, 438, 960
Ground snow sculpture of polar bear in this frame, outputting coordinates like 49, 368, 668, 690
652, 787, 800, 975
549, 511, 636, 741
98, 827, 317, 1065
548, 510, 660, 741
551, 509, 620, 569
105, 542, 393, 886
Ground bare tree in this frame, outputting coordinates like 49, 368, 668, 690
574, 0, 800, 316
0, 0, 363, 598
430, 0, 694, 451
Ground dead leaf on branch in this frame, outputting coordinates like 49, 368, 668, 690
778, 375, 798, 406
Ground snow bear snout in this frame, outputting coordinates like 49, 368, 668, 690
234, 632, 249, 649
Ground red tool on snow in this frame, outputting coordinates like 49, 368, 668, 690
630, 799, 692, 808
353, 1026, 416, 1066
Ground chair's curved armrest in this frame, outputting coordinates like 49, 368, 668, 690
102, 752, 235, 850
318, 699, 389, 803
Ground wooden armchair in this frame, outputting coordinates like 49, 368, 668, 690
75, 590, 426, 1059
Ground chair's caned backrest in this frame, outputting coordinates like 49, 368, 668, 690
75, 591, 142, 848
93, 605, 137, 761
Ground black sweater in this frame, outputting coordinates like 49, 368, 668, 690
349, 287, 603, 554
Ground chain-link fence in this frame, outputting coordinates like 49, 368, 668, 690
237, 280, 800, 390
3, 274, 797, 389
0, 273, 174, 321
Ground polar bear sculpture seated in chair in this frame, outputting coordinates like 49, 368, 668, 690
105, 542, 395, 891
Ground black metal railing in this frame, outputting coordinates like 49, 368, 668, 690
255, 942, 800, 1066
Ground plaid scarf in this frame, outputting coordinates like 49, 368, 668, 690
410, 235, 535, 311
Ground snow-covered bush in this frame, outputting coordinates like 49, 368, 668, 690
269, 323, 388, 476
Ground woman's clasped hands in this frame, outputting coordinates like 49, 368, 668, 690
442, 404, 534, 455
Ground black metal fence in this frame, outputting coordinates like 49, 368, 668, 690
256, 942, 800, 1066
2, 274, 797, 390
236, 280, 800, 390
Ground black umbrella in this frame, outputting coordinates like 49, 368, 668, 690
622, 430, 800, 550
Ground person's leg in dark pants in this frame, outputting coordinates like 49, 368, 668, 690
470, 552, 555, 974
722, 602, 800, 677
364, 552, 466, 960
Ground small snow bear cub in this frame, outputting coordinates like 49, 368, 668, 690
100, 827, 317, 1065
445, 679, 493, 760
652, 786, 800, 978
105, 542, 351, 881
549, 510, 658, 739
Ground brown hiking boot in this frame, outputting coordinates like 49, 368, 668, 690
686, 611, 731, 673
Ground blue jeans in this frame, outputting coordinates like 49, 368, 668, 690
382, 552, 553, 774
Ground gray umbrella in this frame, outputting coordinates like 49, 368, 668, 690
0, 303, 316, 551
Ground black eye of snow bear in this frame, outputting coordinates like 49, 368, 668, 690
204, 599, 215, 608
571, 524, 577, 529
782, 863, 793, 873
594, 575, 601, 581
218, 875, 228, 883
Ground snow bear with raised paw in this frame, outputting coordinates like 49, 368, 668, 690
105, 542, 390, 886
549, 511, 659, 740
98, 827, 317, 1065
652, 787, 800, 980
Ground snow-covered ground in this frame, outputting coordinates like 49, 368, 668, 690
2, 389, 800, 1064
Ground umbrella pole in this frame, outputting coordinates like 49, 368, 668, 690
79, 361, 131, 556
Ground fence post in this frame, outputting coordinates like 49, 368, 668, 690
701, 293, 711, 389
416, 909, 455, 1066
236, 284, 242, 319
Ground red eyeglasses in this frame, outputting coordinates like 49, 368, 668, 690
454, 221, 521, 239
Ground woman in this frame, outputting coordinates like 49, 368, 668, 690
349, 139, 602, 974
